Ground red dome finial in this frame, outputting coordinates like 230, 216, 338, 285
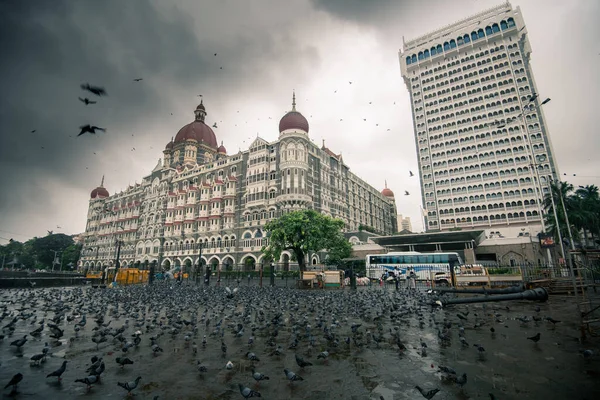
292, 90, 296, 111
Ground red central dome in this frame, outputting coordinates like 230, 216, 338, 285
174, 121, 218, 148
173, 101, 218, 148
279, 111, 309, 133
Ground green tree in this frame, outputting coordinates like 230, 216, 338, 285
62, 243, 83, 270
262, 209, 352, 272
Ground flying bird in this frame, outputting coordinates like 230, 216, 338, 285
78, 125, 106, 136
78, 97, 97, 105
31, 130, 36, 133
80, 83, 107, 96
405, 191, 410, 196
133, 78, 143, 81
214, 53, 217, 56
212, 123, 218, 128
47, 230, 53, 235
409, 171, 414, 177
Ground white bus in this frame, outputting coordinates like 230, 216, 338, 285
366, 252, 463, 282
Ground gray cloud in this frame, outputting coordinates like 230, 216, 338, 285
1, 0, 598, 240
0, 0, 320, 238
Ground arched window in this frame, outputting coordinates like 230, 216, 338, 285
471, 32, 478, 41
507, 18, 515, 28
500, 20, 508, 30
424, 49, 430, 58
478, 29, 485, 39
411, 54, 417, 63
406, 56, 412, 65
464, 34, 470, 44
431, 46, 437, 55
436, 44, 442, 53
443, 42, 450, 51
485, 26, 493, 35
418, 51, 424, 60
492, 23, 500, 33
457, 37, 464, 46
450, 40, 457, 48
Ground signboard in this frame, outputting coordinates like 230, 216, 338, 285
538, 233, 555, 248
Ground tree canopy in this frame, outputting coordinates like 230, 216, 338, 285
262, 209, 352, 271
543, 182, 600, 249
0, 233, 81, 270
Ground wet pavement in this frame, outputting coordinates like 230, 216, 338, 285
0, 282, 599, 400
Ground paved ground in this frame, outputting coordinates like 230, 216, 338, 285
0, 283, 598, 399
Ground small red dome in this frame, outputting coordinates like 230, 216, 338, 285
218, 143, 227, 153
91, 187, 109, 199
279, 111, 309, 133
165, 141, 173, 150
381, 188, 394, 197
174, 121, 218, 148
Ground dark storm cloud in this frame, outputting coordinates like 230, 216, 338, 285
0, 0, 319, 236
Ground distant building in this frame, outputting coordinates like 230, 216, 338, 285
79, 95, 398, 272
71, 233, 85, 245
397, 214, 413, 233
399, 2, 559, 235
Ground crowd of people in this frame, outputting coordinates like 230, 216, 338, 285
381, 267, 417, 290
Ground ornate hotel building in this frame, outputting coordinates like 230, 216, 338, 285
399, 2, 559, 233
79, 96, 398, 272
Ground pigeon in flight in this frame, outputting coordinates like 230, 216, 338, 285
47, 230, 53, 235
212, 123, 218, 128
133, 78, 143, 82
78, 97, 97, 105
80, 83, 107, 96
31, 130, 36, 133
409, 171, 414, 177
78, 125, 106, 136
405, 191, 410, 196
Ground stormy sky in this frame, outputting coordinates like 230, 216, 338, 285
0, 0, 598, 243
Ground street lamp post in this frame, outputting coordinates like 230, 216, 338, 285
113, 238, 123, 285
491, 94, 554, 266
270, 262, 275, 287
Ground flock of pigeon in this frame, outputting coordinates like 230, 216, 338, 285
0, 282, 597, 399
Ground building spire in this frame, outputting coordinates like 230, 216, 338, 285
322, 138, 325, 148
100, 175, 105, 187
292, 91, 296, 111
385, 179, 388, 188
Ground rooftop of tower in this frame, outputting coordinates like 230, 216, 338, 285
402, 1, 513, 51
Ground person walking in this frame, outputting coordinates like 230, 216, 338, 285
409, 269, 417, 290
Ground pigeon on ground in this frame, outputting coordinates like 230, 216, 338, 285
527, 333, 541, 343
10, 335, 27, 349
116, 357, 134, 368
246, 352, 260, 361
30, 353, 46, 365
4, 373, 23, 391
252, 369, 269, 385
74, 375, 99, 391
117, 376, 142, 396
239, 383, 261, 398
284, 368, 303, 382
46, 360, 68, 381
295, 354, 312, 368
416, 385, 440, 399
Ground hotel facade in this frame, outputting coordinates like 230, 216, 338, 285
399, 2, 559, 234
79, 96, 398, 272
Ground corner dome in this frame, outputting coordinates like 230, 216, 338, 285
218, 142, 227, 154
382, 188, 394, 198
165, 139, 174, 150
279, 91, 309, 133
279, 111, 309, 133
91, 176, 109, 199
